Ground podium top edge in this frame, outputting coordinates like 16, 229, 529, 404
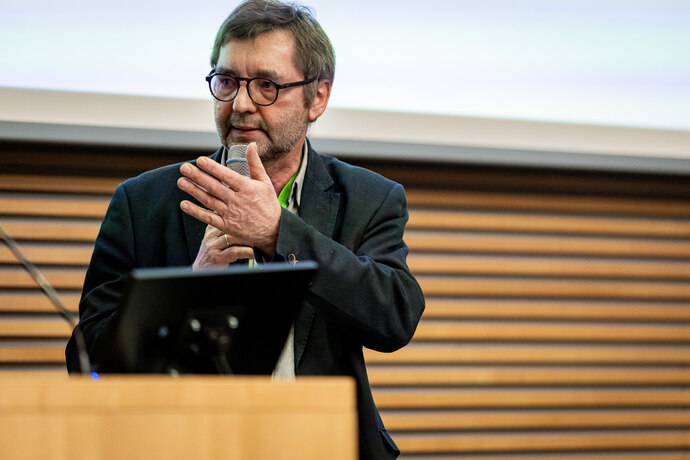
0, 375, 356, 411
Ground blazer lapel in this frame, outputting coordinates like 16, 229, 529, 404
294, 142, 341, 369
181, 149, 224, 264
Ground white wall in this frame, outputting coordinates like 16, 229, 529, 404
1, 1, 689, 169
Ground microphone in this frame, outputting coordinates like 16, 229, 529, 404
0, 223, 92, 375
224, 144, 254, 266
225, 144, 250, 177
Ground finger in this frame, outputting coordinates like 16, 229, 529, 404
220, 233, 249, 252
246, 142, 271, 183
203, 224, 223, 238
221, 245, 255, 261
179, 199, 225, 229
202, 225, 227, 249
209, 231, 229, 250
180, 161, 235, 199
195, 156, 248, 191
177, 176, 230, 214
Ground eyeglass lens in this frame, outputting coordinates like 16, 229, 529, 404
210, 75, 277, 105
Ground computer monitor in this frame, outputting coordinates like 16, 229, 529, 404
104, 261, 318, 374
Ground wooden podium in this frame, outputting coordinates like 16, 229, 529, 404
0, 374, 357, 460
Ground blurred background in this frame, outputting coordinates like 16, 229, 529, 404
1, 0, 689, 129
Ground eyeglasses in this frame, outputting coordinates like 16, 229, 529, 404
205, 72, 316, 106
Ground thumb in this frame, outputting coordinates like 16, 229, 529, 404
246, 142, 271, 184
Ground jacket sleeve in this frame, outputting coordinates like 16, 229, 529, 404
66, 183, 137, 372
273, 182, 425, 352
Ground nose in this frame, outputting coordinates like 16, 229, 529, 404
232, 81, 256, 113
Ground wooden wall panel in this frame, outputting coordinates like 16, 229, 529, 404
362, 161, 690, 459
1, 141, 689, 458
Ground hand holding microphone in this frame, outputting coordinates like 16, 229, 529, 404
190, 144, 253, 270
178, 142, 281, 259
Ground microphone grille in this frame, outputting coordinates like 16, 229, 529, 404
225, 144, 250, 177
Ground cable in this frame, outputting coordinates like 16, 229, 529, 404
0, 223, 91, 374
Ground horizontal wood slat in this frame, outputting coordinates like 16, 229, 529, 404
0, 244, 93, 265
412, 320, 690, 343
421, 299, 690, 321
0, 320, 73, 338
401, 453, 690, 460
408, 209, 690, 238
404, 188, 690, 217
405, 231, 690, 258
6, 234, 690, 265
0, 293, 80, 314
15, 246, 690, 279
365, 344, 690, 364
372, 388, 690, 409
418, 276, 690, 300
0, 196, 109, 218
14, 178, 624, 209
370, 163, 690, 196
394, 430, 690, 454
383, 409, 690, 430
0, 220, 100, 241
0, 268, 85, 290
0, 149, 180, 175
0, 174, 119, 194
408, 254, 690, 279
367, 366, 690, 386
13, 342, 690, 366
0, 346, 65, 363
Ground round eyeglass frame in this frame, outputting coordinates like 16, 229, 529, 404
205, 72, 316, 106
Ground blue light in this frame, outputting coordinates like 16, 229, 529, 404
90, 372, 100, 382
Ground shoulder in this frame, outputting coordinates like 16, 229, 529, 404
306, 147, 408, 224
314, 149, 402, 197
121, 161, 184, 192
119, 149, 221, 196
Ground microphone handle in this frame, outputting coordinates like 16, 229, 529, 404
225, 144, 253, 266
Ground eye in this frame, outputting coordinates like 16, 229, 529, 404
256, 78, 273, 88
250, 79, 278, 101
217, 76, 234, 88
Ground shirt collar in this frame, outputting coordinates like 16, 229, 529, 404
287, 140, 309, 214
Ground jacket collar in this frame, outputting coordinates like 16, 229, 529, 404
293, 140, 341, 369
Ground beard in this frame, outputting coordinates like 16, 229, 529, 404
223, 110, 309, 165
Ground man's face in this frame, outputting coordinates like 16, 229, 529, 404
213, 30, 311, 164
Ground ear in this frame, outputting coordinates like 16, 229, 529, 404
308, 79, 332, 122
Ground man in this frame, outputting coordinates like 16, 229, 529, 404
66, 1, 425, 458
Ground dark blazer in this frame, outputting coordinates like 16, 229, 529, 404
67, 141, 425, 459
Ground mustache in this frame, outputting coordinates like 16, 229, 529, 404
229, 114, 267, 131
